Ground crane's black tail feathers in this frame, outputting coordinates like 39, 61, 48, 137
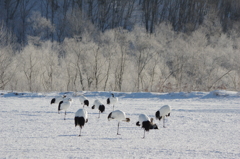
107, 98, 110, 104
99, 105, 105, 113
58, 101, 63, 111
84, 100, 89, 106
142, 121, 150, 131
75, 117, 85, 128
136, 121, 140, 126
51, 98, 55, 104
107, 112, 112, 120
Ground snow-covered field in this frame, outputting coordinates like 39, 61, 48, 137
1, 90, 240, 159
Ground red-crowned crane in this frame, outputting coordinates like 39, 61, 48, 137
79, 95, 89, 108
75, 108, 88, 136
155, 105, 171, 128
136, 114, 158, 138
51, 94, 67, 104
92, 99, 105, 118
107, 93, 118, 110
58, 98, 72, 120
107, 110, 130, 135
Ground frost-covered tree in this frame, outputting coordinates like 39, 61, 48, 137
0, 23, 17, 90
63, 37, 85, 91
130, 26, 156, 91
39, 41, 61, 92
18, 43, 41, 92
27, 11, 55, 41
99, 29, 117, 91
0, 47, 15, 90
112, 29, 130, 91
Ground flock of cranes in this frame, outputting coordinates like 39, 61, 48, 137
51, 93, 171, 138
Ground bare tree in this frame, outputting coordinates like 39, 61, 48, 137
55, 0, 71, 42
18, 0, 36, 46
99, 29, 116, 91
142, 0, 159, 33
3, 0, 20, 42
122, 0, 135, 29
113, 29, 129, 91
27, 11, 55, 40
96, 0, 112, 32
89, 45, 108, 91
39, 41, 60, 92
0, 48, 15, 90
20, 44, 40, 92
63, 37, 85, 91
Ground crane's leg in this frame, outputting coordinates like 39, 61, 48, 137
98, 111, 100, 118
79, 127, 82, 136
117, 122, 120, 135
113, 105, 114, 111
163, 117, 166, 128
143, 130, 145, 139
64, 111, 66, 120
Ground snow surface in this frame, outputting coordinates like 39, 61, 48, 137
0, 90, 240, 159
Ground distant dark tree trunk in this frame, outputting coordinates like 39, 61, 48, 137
56, 0, 71, 42
151, 0, 158, 33
4, 0, 20, 42
136, 49, 153, 91
97, 0, 111, 32
123, 0, 135, 29
104, 53, 111, 91
142, 0, 150, 33
50, 0, 59, 42
115, 43, 127, 91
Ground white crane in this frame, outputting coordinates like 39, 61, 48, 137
58, 98, 72, 120
107, 110, 130, 135
136, 114, 158, 138
92, 99, 105, 118
79, 95, 89, 108
107, 93, 118, 110
155, 105, 171, 128
50, 94, 67, 104
75, 108, 88, 136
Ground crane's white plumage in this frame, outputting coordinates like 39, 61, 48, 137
137, 114, 150, 124
155, 105, 171, 128
136, 114, 158, 138
79, 95, 89, 107
75, 109, 88, 136
51, 94, 67, 104
92, 99, 105, 118
107, 93, 118, 110
108, 110, 130, 135
58, 98, 72, 120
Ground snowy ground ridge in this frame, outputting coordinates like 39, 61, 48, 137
1, 90, 239, 99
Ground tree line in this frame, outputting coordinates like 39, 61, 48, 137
0, 0, 239, 92
1, 0, 240, 44
1, 20, 239, 92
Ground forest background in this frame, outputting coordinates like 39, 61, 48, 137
0, 0, 240, 93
